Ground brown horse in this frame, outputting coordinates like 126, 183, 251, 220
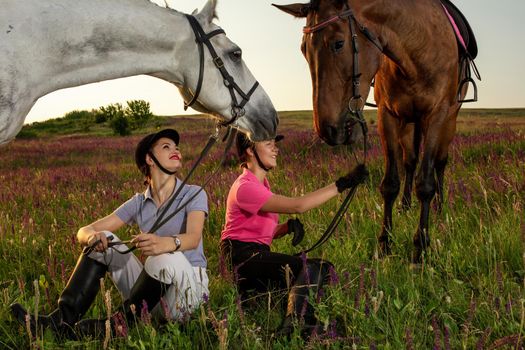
274, 0, 477, 262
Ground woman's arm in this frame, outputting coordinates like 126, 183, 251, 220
132, 210, 206, 256
77, 213, 126, 251
261, 183, 339, 214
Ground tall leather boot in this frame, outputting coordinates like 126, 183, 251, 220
75, 269, 170, 338
11, 254, 108, 338
278, 259, 332, 338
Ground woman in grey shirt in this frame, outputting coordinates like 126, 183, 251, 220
11, 128, 209, 338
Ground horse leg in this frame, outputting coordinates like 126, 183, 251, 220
377, 109, 401, 257
413, 110, 456, 263
434, 112, 457, 214
399, 122, 421, 211
434, 157, 448, 213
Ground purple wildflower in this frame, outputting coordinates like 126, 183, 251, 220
354, 264, 365, 309
405, 328, 414, 350
236, 295, 245, 324
317, 287, 325, 303
432, 315, 441, 350
329, 264, 340, 286
112, 312, 128, 338
160, 297, 171, 321
370, 267, 377, 291
140, 300, 151, 325
444, 325, 451, 350
475, 327, 491, 350
327, 319, 337, 339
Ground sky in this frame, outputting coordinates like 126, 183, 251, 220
24, 0, 525, 124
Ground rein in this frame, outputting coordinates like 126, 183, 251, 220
297, 4, 381, 255
183, 14, 259, 127
83, 125, 237, 256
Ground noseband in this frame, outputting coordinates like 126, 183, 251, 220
184, 15, 259, 127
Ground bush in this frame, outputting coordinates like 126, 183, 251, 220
98, 103, 125, 122
63, 110, 93, 121
125, 100, 153, 130
110, 115, 131, 136
16, 126, 38, 139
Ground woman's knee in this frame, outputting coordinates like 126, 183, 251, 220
144, 253, 192, 284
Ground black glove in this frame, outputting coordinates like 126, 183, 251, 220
287, 218, 305, 246
335, 164, 369, 193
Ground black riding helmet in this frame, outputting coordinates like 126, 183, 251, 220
236, 132, 284, 171
135, 128, 180, 177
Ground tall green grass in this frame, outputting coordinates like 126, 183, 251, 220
0, 110, 524, 349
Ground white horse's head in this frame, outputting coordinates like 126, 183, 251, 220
176, 0, 278, 141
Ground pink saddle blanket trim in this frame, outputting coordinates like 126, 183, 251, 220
442, 4, 467, 50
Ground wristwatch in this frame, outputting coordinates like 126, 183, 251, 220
172, 236, 181, 252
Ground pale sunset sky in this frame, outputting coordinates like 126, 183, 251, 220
24, 0, 525, 124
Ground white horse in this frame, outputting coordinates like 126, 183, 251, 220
0, 0, 278, 145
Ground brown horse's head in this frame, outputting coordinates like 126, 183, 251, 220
274, 0, 382, 145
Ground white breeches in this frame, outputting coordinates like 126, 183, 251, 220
88, 232, 209, 321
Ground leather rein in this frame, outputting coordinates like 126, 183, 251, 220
297, 4, 383, 255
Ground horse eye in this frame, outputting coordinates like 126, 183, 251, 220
229, 50, 242, 62
331, 40, 345, 54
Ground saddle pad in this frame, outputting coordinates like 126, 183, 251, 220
440, 0, 478, 59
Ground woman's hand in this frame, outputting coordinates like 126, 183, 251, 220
287, 218, 305, 246
335, 164, 369, 193
132, 233, 170, 256
87, 232, 109, 252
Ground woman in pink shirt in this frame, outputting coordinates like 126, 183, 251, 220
220, 132, 368, 337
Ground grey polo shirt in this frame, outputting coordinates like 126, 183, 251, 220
114, 179, 208, 268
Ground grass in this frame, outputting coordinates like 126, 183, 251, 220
0, 109, 524, 349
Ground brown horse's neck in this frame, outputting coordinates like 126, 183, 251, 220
351, 0, 455, 79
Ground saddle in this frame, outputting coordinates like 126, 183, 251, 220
440, 0, 480, 103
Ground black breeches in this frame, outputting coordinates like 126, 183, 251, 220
220, 239, 304, 295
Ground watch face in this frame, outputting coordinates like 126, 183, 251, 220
174, 236, 181, 250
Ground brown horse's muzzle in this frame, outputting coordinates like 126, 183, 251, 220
318, 110, 363, 146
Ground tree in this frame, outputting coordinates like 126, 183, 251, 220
99, 103, 129, 135
125, 100, 153, 130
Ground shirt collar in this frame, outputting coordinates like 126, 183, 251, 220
142, 178, 183, 202
242, 168, 270, 189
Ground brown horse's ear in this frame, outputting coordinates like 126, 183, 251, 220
272, 3, 310, 18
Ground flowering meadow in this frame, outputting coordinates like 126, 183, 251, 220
0, 110, 524, 349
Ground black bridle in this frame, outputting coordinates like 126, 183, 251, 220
183, 14, 260, 127
297, 4, 383, 255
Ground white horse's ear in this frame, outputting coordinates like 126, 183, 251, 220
191, 8, 198, 15
198, 0, 218, 23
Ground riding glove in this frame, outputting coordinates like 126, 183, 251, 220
286, 218, 305, 246
335, 164, 369, 193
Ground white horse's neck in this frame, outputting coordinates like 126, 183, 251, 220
20, 0, 189, 94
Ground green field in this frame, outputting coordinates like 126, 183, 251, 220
1, 109, 524, 349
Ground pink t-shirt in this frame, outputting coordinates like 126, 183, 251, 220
221, 168, 279, 246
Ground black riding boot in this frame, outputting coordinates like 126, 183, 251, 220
279, 259, 332, 338
11, 254, 108, 338
75, 269, 170, 338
